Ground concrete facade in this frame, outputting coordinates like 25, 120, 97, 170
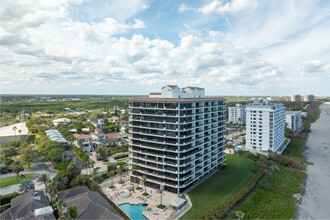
304, 94, 315, 102
129, 86, 226, 194
228, 103, 246, 124
285, 111, 302, 132
245, 99, 286, 154
291, 94, 301, 102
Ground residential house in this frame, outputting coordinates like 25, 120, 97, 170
91, 119, 104, 129
45, 130, 70, 147
108, 116, 119, 123
0, 190, 55, 219
52, 118, 70, 126
56, 186, 123, 219
73, 133, 93, 152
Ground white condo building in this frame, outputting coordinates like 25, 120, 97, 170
285, 111, 302, 132
245, 99, 287, 154
228, 104, 246, 124
129, 85, 226, 193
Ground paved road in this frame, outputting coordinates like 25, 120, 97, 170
0, 158, 57, 195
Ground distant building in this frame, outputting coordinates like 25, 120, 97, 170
73, 133, 93, 152
0, 122, 29, 145
304, 94, 315, 102
285, 111, 303, 132
45, 130, 70, 147
117, 120, 129, 132
52, 118, 70, 126
245, 99, 288, 154
91, 119, 104, 128
291, 94, 301, 102
0, 190, 55, 219
228, 104, 246, 124
108, 116, 120, 122
224, 147, 235, 154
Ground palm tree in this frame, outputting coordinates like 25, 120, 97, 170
37, 174, 50, 195
46, 180, 57, 204
18, 129, 22, 141
158, 186, 163, 205
118, 167, 123, 182
88, 160, 95, 174
130, 164, 139, 176
59, 205, 85, 220
235, 210, 245, 220
53, 175, 68, 191
141, 175, 147, 192
108, 170, 115, 186
12, 126, 17, 141
76, 175, 90, 186
19, 179, 35, 192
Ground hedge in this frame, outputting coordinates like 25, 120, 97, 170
114, 153, 128, 160
199, 169, 265, 219
98, 190, 130, 220
0, 192, 19, 205
0, 203, 11, 213
73, 145, 89, 162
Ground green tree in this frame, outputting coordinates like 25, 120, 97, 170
92, 167, 100, 178
13, 165, 22, 183
0, 147, 16, 165
19, 179, 35, 192
37, 174, 50, 194
53, 175, 69, 191
20, 145, 37, 168
108, 170, 115, 186
66, 162, 81, 181
141, 175, 147, 192
158, 186, 163, 205
59, 205, 85, 220
95, 145, 107, 160
75, 174, 90, 186
12, 126, 17, 141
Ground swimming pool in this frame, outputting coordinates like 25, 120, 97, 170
119, 203, 148, 220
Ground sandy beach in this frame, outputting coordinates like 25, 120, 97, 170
297, 103, 330, 219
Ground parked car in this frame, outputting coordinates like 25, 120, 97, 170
1, 168, 8, 174
8, 167, 13, 172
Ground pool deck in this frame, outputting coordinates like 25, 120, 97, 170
101, 182, 188, 219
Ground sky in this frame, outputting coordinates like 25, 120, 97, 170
1, 0, 330, 96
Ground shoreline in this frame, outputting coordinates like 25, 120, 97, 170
297, 103, 330, 219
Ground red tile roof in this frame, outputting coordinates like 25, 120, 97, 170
106, 132, 122, 138
73, 133, 91, 139
117, 120, 129, 124
91, 132, 106, 136
161, 85, 177, 89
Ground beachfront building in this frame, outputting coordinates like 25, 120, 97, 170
304, 94, 315, 102
285, 111, 303, 132
228, 103, 246, 124
52, 118, 70, 126
0, 122, 29, 145
129, 85, 226, 194
245, 99, 287, 154
291, 94, 301, 102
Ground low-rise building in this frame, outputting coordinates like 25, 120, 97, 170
224, 147, 235, 154
56, 186, 123, 219
52, 118, 70, 126
228, 103, 246, 124
285, 111, 303, 132
0, 122, 29, 145
108, 116, 120, 122
45, 130, 70, 147
0, 190, 55, 219
73, 133, 93, 152
91, 119, 104, 129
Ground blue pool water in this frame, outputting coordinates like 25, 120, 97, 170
119, 203, 148, 220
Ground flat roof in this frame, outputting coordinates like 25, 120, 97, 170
0, 122, 29, 137
285, 111, 301, 114
130, 97, 226, 102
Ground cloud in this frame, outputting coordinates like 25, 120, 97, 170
198, 0, 258, 14
178, 4, 194, 13
64, 18, 146, 43
296, 60, 330, 75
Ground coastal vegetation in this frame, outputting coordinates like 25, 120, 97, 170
228, 101, 321, 219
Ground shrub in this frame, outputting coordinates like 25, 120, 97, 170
102, 159, 109, 162
117, 161, 127, 166
114, 153, 128, 160
157, 204, 166, 209
72, 145, 89, 162
108, 185, 115, 189
54, 161, 70, 170
0, 203, 11, 213
142, 192, 149, 196
135, 187, 143, 190
0, 192, 19, 205
118, 181, 125, 184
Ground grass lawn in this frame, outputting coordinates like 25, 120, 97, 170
0, 173, 36, 188
181, 154, 255, 219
